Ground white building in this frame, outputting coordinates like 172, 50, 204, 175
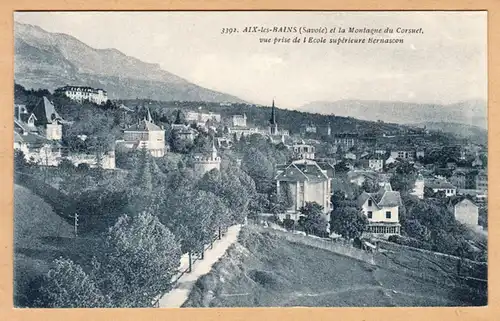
231, 114, 247, 127
193, 142, 221, 178
357, 183, 402, 238
344, 152, 356, 160
410, 174, 425, 199
304, 124, 317, 134
291, 142, 315, 160
14, 131, 62, 166
55, 85, 108, 105
116, 109, 165, 157
390, 149, 415, 160
64, 150, 116, 170
426, 179, 457, 197
171, 124, 198, 142
186, 110, 221, 123
368, 157, 384, 172
449, 198, 479, 227
275, 159, 333, 222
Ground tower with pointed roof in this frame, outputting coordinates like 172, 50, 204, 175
193, 136, 221, 178
32, 96, 63, 140
269, 99, 278, 135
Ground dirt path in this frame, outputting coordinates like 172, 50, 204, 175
157, 224, 242, 308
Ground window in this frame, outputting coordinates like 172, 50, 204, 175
386, 211, 391, 219
367, 211, 372, 219
368, 199, 372, 206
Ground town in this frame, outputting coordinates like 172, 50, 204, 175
13, 82, 488, 308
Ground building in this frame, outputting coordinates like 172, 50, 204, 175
344, 152, 356, 160
275, 159, 333, 221
228, 126, 261, 138
231, 114, 247, 127
55, 85, 108, 105
266, 99, 289, 143
15, 98, 64, 141
416, 149, 425, 159
448, 197, 479, 227
357, 183, 402, 238
449, 171, 467, 189
303, 123, 317, 134
193, 141, 221, 178
116, 109, 165, 157
291, 142, 315, 160
64, 150, 116, 170
425, 179, 457, 197
171, 124, 198, 142
472, 153, 484, 168
31, 97, 64, 141
410, 174, 425, 199
347, 170, 378, 187
217, 137, 233, 150
390, 149, 415, 160
185, 110, 221, 123
14, 131, 62, 166
385, 155, 397, 165
475, 169, 488, 192
333, 134, 358, 149
368, 156, 384, 172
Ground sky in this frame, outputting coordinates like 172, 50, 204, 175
14, 11, 487, 108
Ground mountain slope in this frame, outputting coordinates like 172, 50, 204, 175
413, 122, 487, 145
300, 100, 487, 129
14, 22, 245, 103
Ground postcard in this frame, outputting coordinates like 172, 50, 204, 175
12, 11, 487, 308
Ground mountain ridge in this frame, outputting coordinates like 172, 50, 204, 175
14, 21, 246, 103
299, 99, 487, 129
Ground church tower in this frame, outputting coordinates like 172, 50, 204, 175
269, 99, 278, 135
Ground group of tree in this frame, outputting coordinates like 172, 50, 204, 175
36, 212, 181, 308
399, 194, 485, 260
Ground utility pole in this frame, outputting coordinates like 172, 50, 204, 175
73, 213, 79, 237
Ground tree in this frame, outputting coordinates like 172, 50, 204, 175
298, 202, 328, 236
361, 179, 379, 193
96, 212, 181, 307
14, 149, 27, 172
174, 110, 185, 124
278, 182, 294, 210
241, 148, 274, 194
330, 206, 368, 240
283, 218, 296, 230
402, 219, 431, 242
37, 258, 109, 308
331, 190, 346, 210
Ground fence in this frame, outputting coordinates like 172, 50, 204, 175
151, 226, 229, 307
264, 227, 375, 264
373, 239, 487, 290
375, 239, 487, 280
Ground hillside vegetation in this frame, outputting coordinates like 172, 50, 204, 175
183, 225, 485, 307
14, 184, 103, 307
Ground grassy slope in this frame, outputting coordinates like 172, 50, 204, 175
183, 225, 483, 307
14, 184, 101, 307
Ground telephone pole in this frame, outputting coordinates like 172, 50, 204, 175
73, 213, 79, 237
